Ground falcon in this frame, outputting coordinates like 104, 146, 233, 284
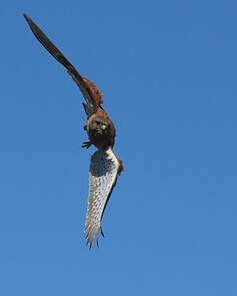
23, 13, 124, 248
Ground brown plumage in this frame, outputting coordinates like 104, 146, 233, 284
83, 77, 104, 106
23, 13, 124, 248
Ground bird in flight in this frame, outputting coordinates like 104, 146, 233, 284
23, 13, 124, 248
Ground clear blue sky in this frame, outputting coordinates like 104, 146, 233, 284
0, 0, 237, 295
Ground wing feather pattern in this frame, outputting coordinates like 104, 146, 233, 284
23, 13, 103, 117
85, 148, 120, 247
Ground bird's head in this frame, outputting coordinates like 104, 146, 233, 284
89, 116, 112, 137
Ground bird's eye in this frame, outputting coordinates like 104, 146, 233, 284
101, 124, 107, 130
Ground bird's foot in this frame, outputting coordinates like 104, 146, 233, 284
82, 141, 92, 149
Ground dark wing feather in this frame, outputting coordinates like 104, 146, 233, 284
23, 13, 103, 117
85, 148, 121, 248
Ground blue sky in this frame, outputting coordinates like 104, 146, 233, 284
0, 0, 237, 295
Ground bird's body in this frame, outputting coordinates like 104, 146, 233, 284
23, 13, 123, 248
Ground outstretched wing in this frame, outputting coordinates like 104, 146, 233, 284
85, 148, 122, 248
23, 13, 103, 117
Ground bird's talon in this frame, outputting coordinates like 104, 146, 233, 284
82, 141, 91, 149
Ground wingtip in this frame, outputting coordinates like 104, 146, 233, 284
23, 13, 30, 22
23, 13, 34, 28
86, 240, 92, 250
